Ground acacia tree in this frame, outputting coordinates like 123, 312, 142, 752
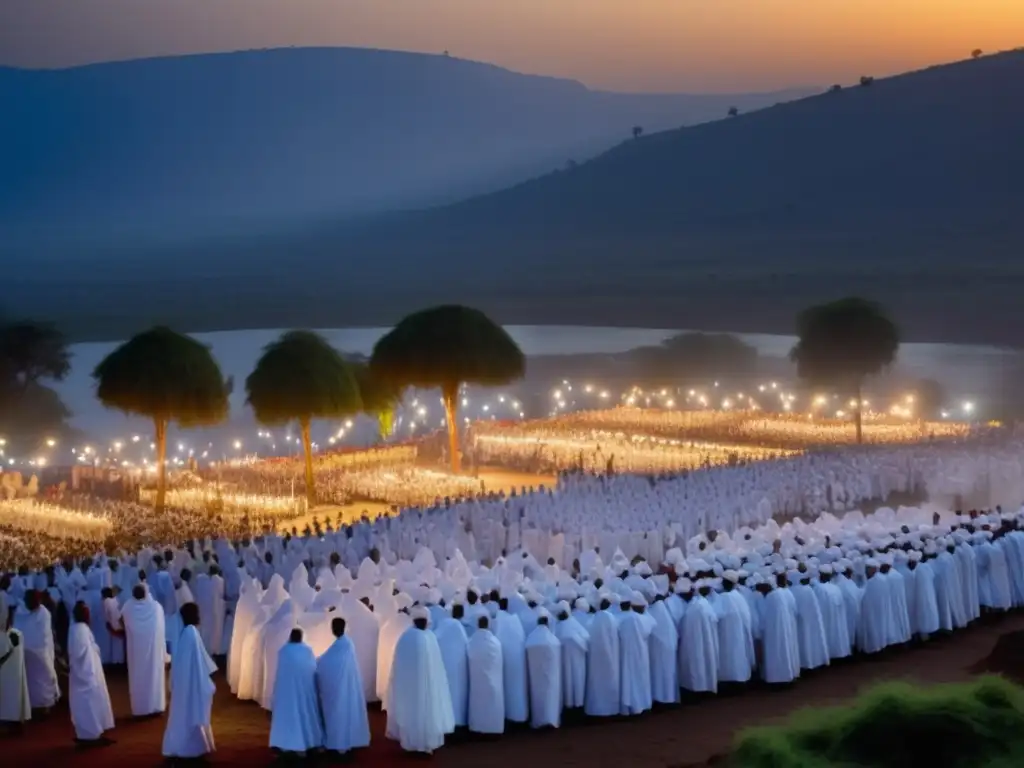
245, 330, 361, 505
353, 361, 403, 442
370, 305, 525, 473
790, 298, 899, 443
93, 327, 230, 512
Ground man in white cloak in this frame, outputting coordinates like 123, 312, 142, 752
316, 617, 371, 755
270, 628, 325, 754
553, 601, 589, 709
434, 603, 470, 727
386, 606, 455, 754
68, 602, 115, 745
525, 609, 562, 728
618, 593, 654, 714
494, 596, 529, 724
13, 590, 60, 711
121, 584, 167, 716
466, 615, 504, 734
584, 597, 621, 717
0, 628, 31, 726
162, 603, 217, 759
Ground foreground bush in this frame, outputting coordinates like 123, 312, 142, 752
732, 676, 1024, 768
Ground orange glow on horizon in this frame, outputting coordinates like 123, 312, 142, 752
0, 0, 1020, 91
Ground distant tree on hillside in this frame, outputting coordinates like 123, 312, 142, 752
353, 362, 403, 443
860, 75, 875, 87
972, 49, 984, 59
629, 332, 758, 389
790, 298, 899, 443
94, 327, 230, 512
829, 84, 843, 93
728, 106, 739, 117
632, 125, 643, 139
370, 305, 525, 473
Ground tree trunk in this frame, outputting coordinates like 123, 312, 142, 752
443, 385, 460, 474
854, 380, 863, 444
300, 417, 316, 507
154, 416, 168, 513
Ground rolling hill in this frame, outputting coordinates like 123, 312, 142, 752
0, 46, 808, 244
6, 50, 1024, 346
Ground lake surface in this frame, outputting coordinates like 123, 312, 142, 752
58, 326, 1010, 438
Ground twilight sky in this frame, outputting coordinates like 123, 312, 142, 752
1, 0, 1020, 92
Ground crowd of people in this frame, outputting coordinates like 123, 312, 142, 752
467, 428, 798, 474
551, 407, 972, 448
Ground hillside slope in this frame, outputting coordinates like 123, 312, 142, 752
0, 46, 807, 243
8, 51, 1024, 346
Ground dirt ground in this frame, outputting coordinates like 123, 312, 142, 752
5, 611, 1024, 768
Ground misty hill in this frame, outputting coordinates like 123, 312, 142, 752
8, 50, 1024, 347
0, 46, 808, 244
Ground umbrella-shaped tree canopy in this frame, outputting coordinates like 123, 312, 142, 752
245, 330, 362, 504
370, 305, 525, 472
352, 361, 403, 441
92, 326, 230, 511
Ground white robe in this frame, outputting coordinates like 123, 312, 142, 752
678, 597, 718, 693
68, 623, 115, 740
377, 613, 412, 709
793, 583, 830, 670
260, 599, 297, 709
102, 597, 126, 665
584, 610, 621, 716
0, 629, 31, 723
162, 625, 217, 758
554, 615, 589, 709
227, 582, 261, 692
813, 582, 851, 660
270, 642, 325, 752
386, 626, 455, 753
14, 605, 60, 708
466, 629, 504, 733
713, 591, 753, 683
760, 589, 800, 684
648, 600, 680, 703
317, 635, 371, 753
121, 595, 168, 715
434, 617, 470, 727
525, 623, 562, 728
494, 610, 529, 723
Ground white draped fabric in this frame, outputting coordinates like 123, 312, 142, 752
162, 625, 217, 759
316, 635, 371, 753
386, 627, 455, 754
121, 594, 167, 716
67, 623, 114, 741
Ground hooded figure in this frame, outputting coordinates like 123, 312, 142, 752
525, 610, 562, 728
162, 603, 217, 759
386, 607, 456, 754
316, 618, 371, 754
121, 584, 167, 716
553, 602, 590, 709
466, 615, 505, 734
584, 603, 621, 716
270, 628, 326, 754
433, 605, 470, 727
0, 628, 31, 724
67, 602, 115, 744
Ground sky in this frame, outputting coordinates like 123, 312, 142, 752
0, 0, 1021, 92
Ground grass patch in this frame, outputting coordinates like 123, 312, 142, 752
730, 676, 1024, 768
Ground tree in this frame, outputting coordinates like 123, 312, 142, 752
0, 319, 75, 455
629, 332, 758, 388
860, 75, 875, 87
353, 362, 403, 442
632, 125, 643, 139
790, 298, 899, 443
728, 106, 739, 117
913, 377, 946, 420
245, 330, 361, 505
93, 327, 230, 512
370, 305, 525, 473
829, 84, 843, 93
972, 49, 984, 59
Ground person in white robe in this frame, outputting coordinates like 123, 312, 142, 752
494, 596, 529, 724
259, 598, 298, 710
270, 628, 325, 754
162, 603, 217, 759
857, 562, 893, 654
714, 574, 754, 685
678, 583, 719, 695
466, 615, 504, 734
386, 606, 455, 754
121, 584, 167, 716
618, 593, 655, 713
647, 595, 680, 703
67, 602, 115, 744
101, 588, 126, 665
584, 597, 621, 716
913, 552, 942, 639
227, 580, 261, 693
553, 601, 589, 709
792, 572, 830, 670
13, 590, 60, 711
316, 617, 371, 755
760, 576, 800, 684
525, 609, 562, 728
377, 609, 412, 709
813, 567, 851, 660
194, 567, 227, 656
0, 628, 31, 725
434, 604, 470, 727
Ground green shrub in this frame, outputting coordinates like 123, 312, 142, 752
732, 676, 1024, 768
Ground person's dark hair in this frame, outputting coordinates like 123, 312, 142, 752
138, 569, 147, 582
180, 602, 201, 627
599, 598, 612, 610
412, 617, 428, 630
478, 616, 489, 630
180, 568, 192, 583
466, 589, 479, 605
289, 628, 303, 643
72, 600, 90, 624
24, 590, 40, 611
498, 597, 509, 611
537, 614, 549, 626
331, 617, 346, 637
132, 584, 146, 600
452, 604, 465, 620
101, 587, 114, 600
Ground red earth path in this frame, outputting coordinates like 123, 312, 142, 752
4, 612, 1024, 768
